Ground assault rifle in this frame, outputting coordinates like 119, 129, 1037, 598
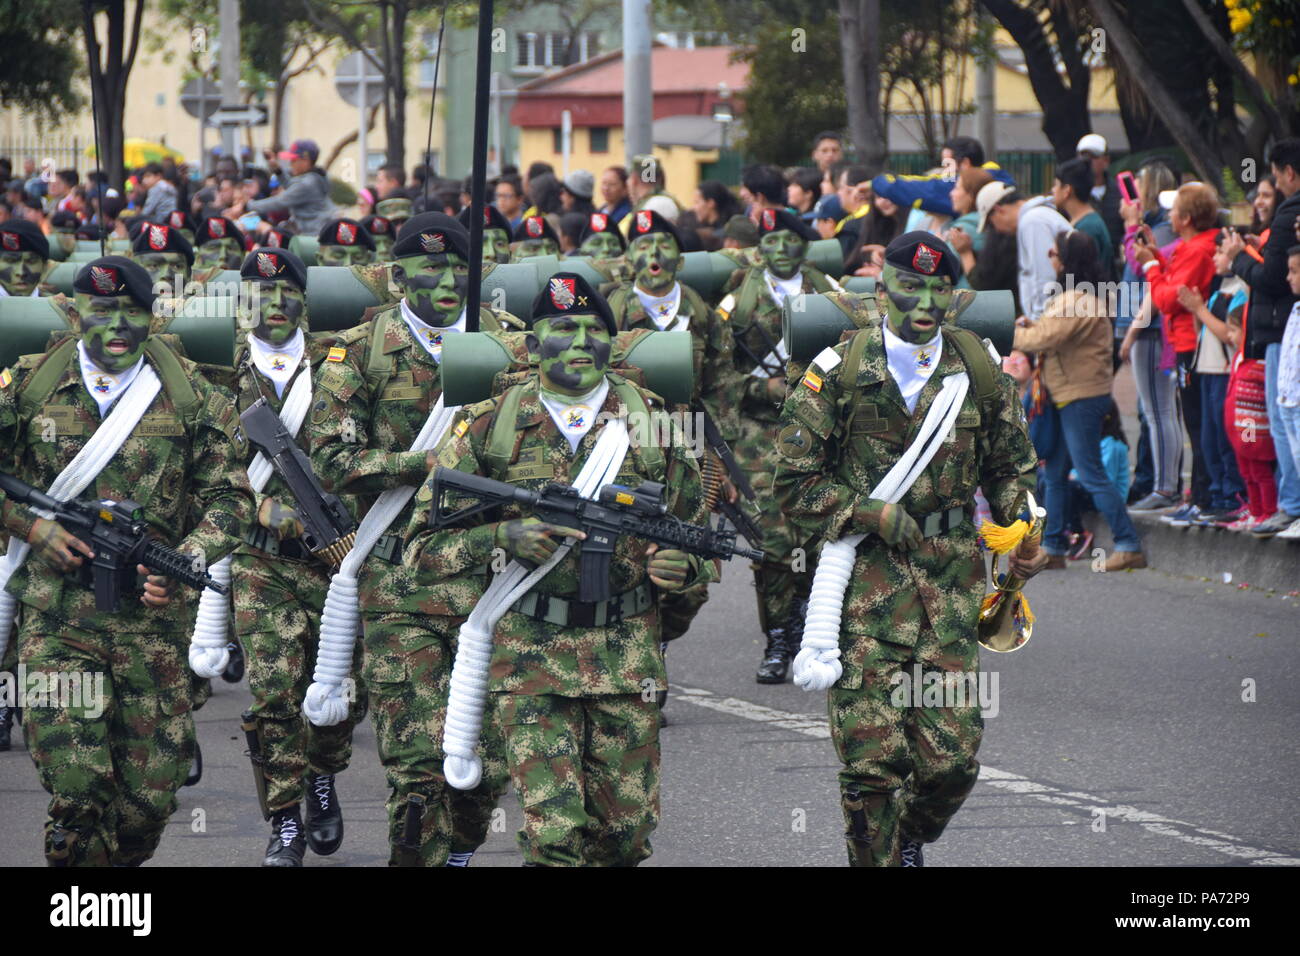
427, 468, 764, 602
0, 471, 227, 612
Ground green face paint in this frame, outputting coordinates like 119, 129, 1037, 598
529, 313, 612, 395
239, 280, 306, 347
512, 238, 559, 260
0, 251, 46, 295
484, 228, 511, 264
372, 235, 394, 260
759, 229, 807, 280
393, 251, 469, 326
628, 232, 681, 294
317, 244, 376, 266
195, 237, 244, 271
75, 293, 152, 373
579, 231, 623, 259
132, 251, 190, 286
879, 263, 952, 345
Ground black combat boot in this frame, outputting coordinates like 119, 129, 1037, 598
264, 806, 306, 867
304, 773, 344, 856
222, 640, 245, 683
900, 838, 925, 867
183, 740, 202, 787
783, 600, 807, 668
0, 705, 13, 752
755, 626, 792, 684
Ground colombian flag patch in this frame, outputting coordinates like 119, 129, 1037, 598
0, 368, 11, 389
801, 370, 823, 393
454, 419, 470, 437
326, 346, 347, 363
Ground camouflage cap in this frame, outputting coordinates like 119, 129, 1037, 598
376, 197, 413, 221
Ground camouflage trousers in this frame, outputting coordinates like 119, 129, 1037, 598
19, 610, 195, 867
363, 611, 508, 866
232, 550, 365, 813
736, 409, 814, 629
498, 691, 660, 866
828, 629, 983, 867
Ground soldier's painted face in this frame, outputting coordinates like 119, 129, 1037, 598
529, 313, 612, 395
628, 232, 681, 294
317, 243, 376, 266
371, 235, 394, 260
240, 280, 306, 347
511, 237, 559, 260
393, 252, 469, 326
0, 250, 46, 295
759, 229, 807, 279
579, 231, 623, 260
879, 264, 952, 345
484, 228, 511, 264
133, 252, 190, 286
195, 237, 244, 271
75, 293, 152, 373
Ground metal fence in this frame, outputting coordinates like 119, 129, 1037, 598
0, 139, 88, 179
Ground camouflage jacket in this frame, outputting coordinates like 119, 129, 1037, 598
307, 303, 520, 614
0, 341, 253, 632
606, 281, 742, 443
404, 374, 714, 696
772, 323, 1036, 686
719, 264, 838, 422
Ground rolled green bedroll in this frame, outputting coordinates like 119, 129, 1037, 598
0, 297, 72, 367
288, 235, 318, 266
439, 329, 695, 407
782, 288, 1017, 362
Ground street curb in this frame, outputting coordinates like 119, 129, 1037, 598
1081, 510, 1300, 593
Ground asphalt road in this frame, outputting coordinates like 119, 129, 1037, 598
1, 557, 1297, 867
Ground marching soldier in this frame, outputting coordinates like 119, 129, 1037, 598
717, 208, 840, 683
360, 214, 395, 260
375, 197, 413, 235
577, 212, 632, 285
457, 204, 513, 265
316, 217, 376, 267
510, 214, 561, 261
773, 233, 1045, 866
165, 210, 198, 247
0, 220, 53, 297
225, 247, 367, 866
308, 213, 519, 866
404, 272, 714, 865
191, 216, 247, 282
129, 221, 194, 289
0, 256, 253, 866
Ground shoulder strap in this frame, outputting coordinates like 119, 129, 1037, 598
839, 327, 872, 390
143, 337, 202, 422
943, 326, 998, 407
364, 310, 394, 395
17, 337, 79, 421
484, 382, 528, 478
609, 376, 665, 478
734, 269, 764, 327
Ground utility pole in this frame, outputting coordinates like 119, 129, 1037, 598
219, 0, 240, 162
622, 0, 653, 165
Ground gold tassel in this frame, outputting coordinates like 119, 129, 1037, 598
979, 518, 1030, 555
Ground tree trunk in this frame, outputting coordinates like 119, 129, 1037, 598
389, 1, 407, 171
83, 0, 143, 191
1087, 0, 1220, 182
1178, 0, 1290, 139
839, 0, 886, 174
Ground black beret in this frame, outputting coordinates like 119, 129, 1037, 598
75, 224, 110, 241
513, 214, 559, 244
131, 221, 195, 267
254, 227, 292, 251
0, 219, 50, 259
50, 210, 79, 232
194, 216, 245, 248
166, 210, 197, 234
391, 212, 470, 261
883, 230, 961, 282
578, 211, 626, 251
73, 255, 156, 309
457, 203, 512, 235
240, 247, 308, 291
529, 272, 617, 335
318, 217, 375, 250
626, 208, 682, 250
360, 214, 393, 237
755, 207, 817, 242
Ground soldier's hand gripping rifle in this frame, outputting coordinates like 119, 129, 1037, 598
427, 467, 764, 603
697, 409, 763, 549
0, 471, 227, 612
239, 398, 357, 567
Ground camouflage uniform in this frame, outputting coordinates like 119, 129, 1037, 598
308, 303, 520, 865
0, 339, 252, 866
405, 375, 713, 865
773, 321, 1036, 866
719, 264, 838, 631
607, 281, 741, 643
230, 334, 366, 814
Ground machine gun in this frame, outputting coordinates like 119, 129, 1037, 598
0, 471, 227, 612
239, 398, 357, 567
427, 468, 764, 602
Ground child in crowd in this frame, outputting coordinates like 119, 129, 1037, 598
1065, 399, 1130, 558
1223, 307, 1276, 530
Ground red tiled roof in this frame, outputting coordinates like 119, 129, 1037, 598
516, 45, 749, 95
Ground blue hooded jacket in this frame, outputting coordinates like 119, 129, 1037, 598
871, 163, 1017, 219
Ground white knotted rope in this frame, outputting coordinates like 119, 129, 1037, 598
0, 365, 163, 661
304, 395, 459, 727
188, 367, 313, 678
443, 420, 632, 791
793, 372, 970, 692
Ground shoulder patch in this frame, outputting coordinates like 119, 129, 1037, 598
454, 419, 469, 438
777, 422, 815, 459
327, 346, 347, 362
0, 368, 11, 390
812, 347, 842, 373
801, 370, 824, 393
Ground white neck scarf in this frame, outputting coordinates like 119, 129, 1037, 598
539, 379, 610, 453
401, 299, 466, 363
763, 268, 804, 309
248, 327, 305, 399
883, 325, 943, 415
634, 282, 683, 330
77, 340, 146, 416
0, 285, 41, 297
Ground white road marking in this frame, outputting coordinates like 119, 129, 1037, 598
672, 684, 1299, 865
